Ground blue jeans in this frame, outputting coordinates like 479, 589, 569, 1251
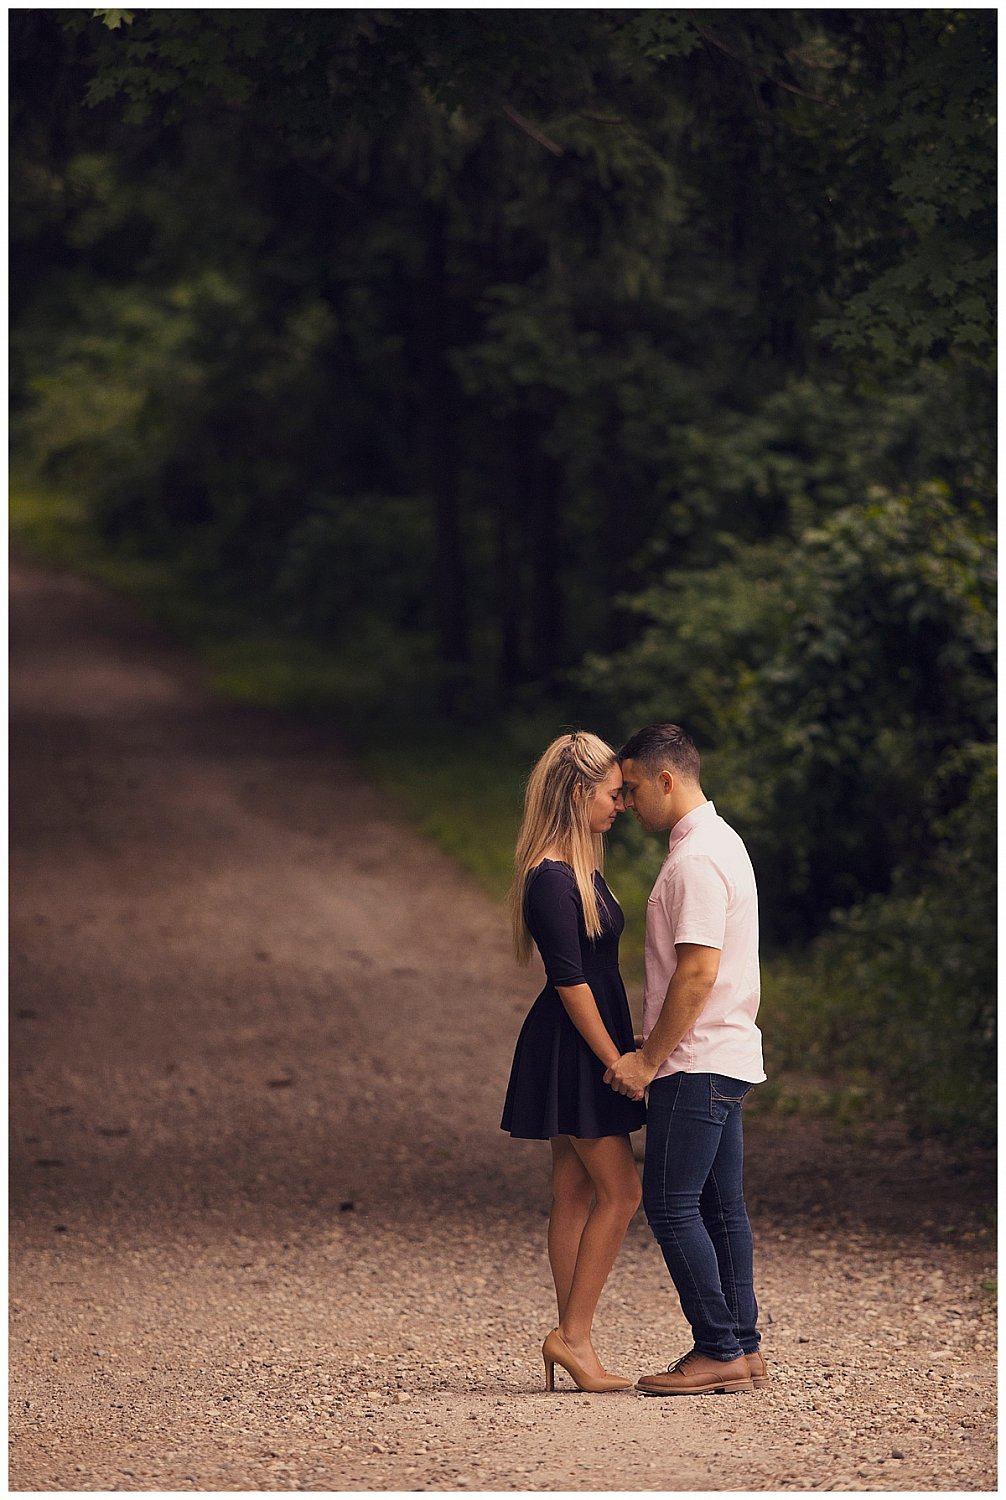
642, 1072, 759, 1361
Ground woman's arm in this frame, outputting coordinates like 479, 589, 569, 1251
525, 867, 623, 1071
555, 983, 622, 1071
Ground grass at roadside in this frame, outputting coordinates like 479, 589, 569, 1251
365, 730, 658, 983
11, 481, 235, 643
10, 480, 410, 714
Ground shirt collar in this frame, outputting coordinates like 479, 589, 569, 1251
668, 799, 715, 850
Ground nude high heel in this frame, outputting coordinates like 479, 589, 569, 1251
542, 1329, 634, 1393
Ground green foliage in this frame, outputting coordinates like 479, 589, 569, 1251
274, 493, 433, 636
813, 12, 996, 370
13, 11, 996, 678
583, 484, 995, 929
203, 625, 427, 719
10, 482, 102, 570
15, 277, 203, 495
93, 11, 134, 31
761, 743, 995, 1145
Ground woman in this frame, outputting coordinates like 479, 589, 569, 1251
500, 730, 646, 1393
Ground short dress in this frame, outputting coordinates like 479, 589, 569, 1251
500, 860, 647, 1140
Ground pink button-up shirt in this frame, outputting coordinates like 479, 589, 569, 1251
642, 800, 765, 1084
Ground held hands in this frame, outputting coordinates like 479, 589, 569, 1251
604, 1049, 658, 1101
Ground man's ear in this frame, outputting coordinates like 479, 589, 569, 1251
660, 771, 675, 795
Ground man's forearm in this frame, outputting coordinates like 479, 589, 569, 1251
640, 972, 715, 1071
606, 945, 720, 1100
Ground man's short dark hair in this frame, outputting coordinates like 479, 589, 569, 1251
618, 723, 701, 783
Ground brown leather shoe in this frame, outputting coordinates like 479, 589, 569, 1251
636, 1349, 754, 1396
746, 1350, 769, 1389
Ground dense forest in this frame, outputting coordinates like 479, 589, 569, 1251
10, 10, 996, 1139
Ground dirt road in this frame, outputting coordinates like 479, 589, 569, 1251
9, 557, 996, 1492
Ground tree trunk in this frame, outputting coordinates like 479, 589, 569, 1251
526, 421, 563, 681
417, 203, 470, 709
494, 421, 523, 695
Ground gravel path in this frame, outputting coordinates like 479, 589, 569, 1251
9, 557, 996, 1493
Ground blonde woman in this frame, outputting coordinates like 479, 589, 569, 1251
501, 731, 645, 1393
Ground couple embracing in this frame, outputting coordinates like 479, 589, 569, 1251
501, 724, 767, 1397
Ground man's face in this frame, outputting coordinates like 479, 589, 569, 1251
619, 757, 671, 833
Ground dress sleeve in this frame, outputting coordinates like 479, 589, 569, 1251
526, 867, 587, 987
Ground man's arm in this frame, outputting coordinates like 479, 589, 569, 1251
605, 943, 721, 1097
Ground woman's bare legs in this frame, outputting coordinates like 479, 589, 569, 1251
548, 1137, 595, 1321
549, 1133, 642, 1380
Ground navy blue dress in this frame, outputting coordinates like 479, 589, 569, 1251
500, 860, 647, 1140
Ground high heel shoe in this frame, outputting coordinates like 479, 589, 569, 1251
542, 1328, 634, 1393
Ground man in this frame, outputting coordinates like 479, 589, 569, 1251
605, 723, 767, 1396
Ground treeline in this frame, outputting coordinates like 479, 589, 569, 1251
11, 11, 995, 1138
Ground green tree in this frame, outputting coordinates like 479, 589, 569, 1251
584, 484, 995, 933
13, 9, 993, 696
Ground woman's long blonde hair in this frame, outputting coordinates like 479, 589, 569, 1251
509, 730, 618, 964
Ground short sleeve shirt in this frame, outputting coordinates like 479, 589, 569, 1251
643, 800, 766, 1083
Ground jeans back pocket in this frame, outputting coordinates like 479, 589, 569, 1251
709, 1074, 752, 1121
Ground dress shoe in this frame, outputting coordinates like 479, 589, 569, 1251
542, 1329, 634, 1393
636, 1348, 753, 1396
746, 1349, 770, 1388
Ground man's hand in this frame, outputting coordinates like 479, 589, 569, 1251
604, 1050, 658, 1101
